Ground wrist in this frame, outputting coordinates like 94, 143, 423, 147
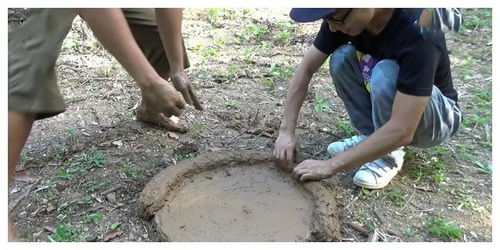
327, 158, 343, 175
137, 73, 163, 90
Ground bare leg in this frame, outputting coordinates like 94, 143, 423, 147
136, 70, 188, 133
8, 111, 35, 241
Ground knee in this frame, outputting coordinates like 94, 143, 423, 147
370, 60, 399, 98
330, 44, 357, 76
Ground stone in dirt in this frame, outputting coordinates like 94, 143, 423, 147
139, 150, 341, 242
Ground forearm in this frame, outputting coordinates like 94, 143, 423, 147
329, 120, 411, 173
155, 8, 185, 73
77, 8, 160, 88
280, 69, 313, 134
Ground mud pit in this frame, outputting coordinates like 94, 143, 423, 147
139, 151, 341, 242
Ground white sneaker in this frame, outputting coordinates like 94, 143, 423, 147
327, 135, 367, 155
353, 147, 405, 189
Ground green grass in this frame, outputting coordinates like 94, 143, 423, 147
121, 165, 144, 180
462, 88, 491, 128
462, 9, 492, 30
78, 194, 94, 206
84, 212, 104, 225
49, 223, 89, 242
383, 188, 406, 207
226, 100, 237, 108
424, 216, 463, 240
332, 120, 355, 137
313, 93, 330, 112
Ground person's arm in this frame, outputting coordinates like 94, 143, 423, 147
293, 91, 429, 181
77, 8, 185, 117
274, 45, 329, 170
155, 8, 203, 110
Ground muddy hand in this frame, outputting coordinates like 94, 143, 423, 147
273, 131, 297, 171
141, 77, 186, 117
292, 159, 335, 182
171, 72, 203, 111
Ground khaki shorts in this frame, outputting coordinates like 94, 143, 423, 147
8, 8, 190, 120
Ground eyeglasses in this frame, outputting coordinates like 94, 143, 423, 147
324, 8, 353, 25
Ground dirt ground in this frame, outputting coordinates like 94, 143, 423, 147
8, 8, 492, 242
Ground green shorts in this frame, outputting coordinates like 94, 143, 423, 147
8, 8, 190, 120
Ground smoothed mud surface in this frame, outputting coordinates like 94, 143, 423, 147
139, 150, 342, 242
156, 163, 313, 241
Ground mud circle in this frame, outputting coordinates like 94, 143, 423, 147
139, 151, 341, 241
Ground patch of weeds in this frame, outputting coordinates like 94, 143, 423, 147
462, 9, 492, 30
383, 188, 406, 207
206, 8, 222, 23
354, 212, 376, 231
36, 180, 59, 202
173, 152, 195, 162
449, 189, 484, 214
268, 63, 293, 78
404, 227, 416, 238
78, 194, 94, 206
462, 88, 491, 128
19, 151, 28, 165
240, 23, 269, 42
424, 216, 463, 240
456, 56, 475, 81
84, 212, 104, 225
262, 77, 275, 89
193, 123, 204, 132
313, 93, 330, 112
409, 157, 447, 184
332, 120, 355, 137
49, 223, 88, 242
275, 21, 296, 43
121, 165, 144, 179
201, 46, 219, 58
65, 150, 106, 176
226, 100, 237, 109
86, 180, 110, 193
56, 167, 78, 180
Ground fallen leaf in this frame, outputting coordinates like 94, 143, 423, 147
44, 226, 56, 233
103, 229, 123, 242
167, 132, 179, 140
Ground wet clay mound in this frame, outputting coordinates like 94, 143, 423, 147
139, 150, 341, 242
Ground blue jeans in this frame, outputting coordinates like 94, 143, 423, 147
329, 44, 461, 148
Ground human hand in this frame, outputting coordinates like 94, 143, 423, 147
170, 71, 203, 110
273, 131, 297, 171
141, 77, 186, 117
292, 159, 335, 182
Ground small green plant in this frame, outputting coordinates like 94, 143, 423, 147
384, 188, 406, 207
110, 222, 121, 230
86, 180, 110, 193
121, 165, 144, 179
332, 120, 355, 137
404, 227, 416, 238
193, 123, 204, 132
173, 152, 195, 162
241, 23, 269, 41
263, 77, 275, 89
410, 157, 447, 183
56, 167, 78, 180
359, 187, 372, 196
450, 189, 483, 213
226, 100, 237, 108
424, 216, 463, 240
78, 195, 94, 205
49, 224, 79, 242
206, 8, 221, 23
313, 93, 330, 112
84, 212, 104, 225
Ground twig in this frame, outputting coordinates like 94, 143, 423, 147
101, 186, 121, 196
402, 187, 417, 209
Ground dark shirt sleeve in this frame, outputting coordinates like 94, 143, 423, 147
396, 34, 440, 97
312, 21, 347, 54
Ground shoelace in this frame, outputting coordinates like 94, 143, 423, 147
341, 136, 363, 150
359, 160, 394, 179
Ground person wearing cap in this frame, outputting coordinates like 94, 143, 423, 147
8, 8, 202, 241
274, 8, 461, 189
